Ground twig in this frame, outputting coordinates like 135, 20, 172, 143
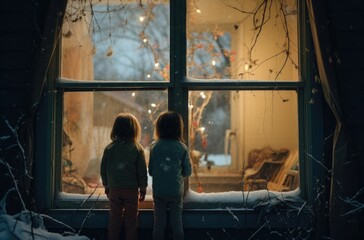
0, 159, 26, 211
4, 119, 32, 179
247, 222, 267, 240
78, 193, 100, 235
70, 183, 99, 220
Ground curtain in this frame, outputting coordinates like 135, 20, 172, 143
22, 0, 68, 200
306, 0, 349, 239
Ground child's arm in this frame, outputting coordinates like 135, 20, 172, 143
100, 148, 109, 195
182, 148, 192, 177
136, 148, 148, 201
148, 150, 153, 177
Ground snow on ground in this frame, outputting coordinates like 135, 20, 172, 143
0, 213, 90, 240
0, 189, 90, 240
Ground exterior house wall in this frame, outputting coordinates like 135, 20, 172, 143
325, 1, 364, 238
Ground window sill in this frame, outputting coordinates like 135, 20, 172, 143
55, 188, 302, 209
50, 189, 310, 229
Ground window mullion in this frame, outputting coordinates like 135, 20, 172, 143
56, 78, 171, 91
169, 0, 189, 141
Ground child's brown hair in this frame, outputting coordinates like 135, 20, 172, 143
110, 113, 141, 142
154, 111, 184, 142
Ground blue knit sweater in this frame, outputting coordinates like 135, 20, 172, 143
148, 139, 192, 197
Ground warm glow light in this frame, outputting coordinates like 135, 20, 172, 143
147, 74, 151, 78
154, 62, 160, 68
196, 9, 201, 14
143, 38, 148, 43
211, 60, 216, 66
148, 109, 152, 114
244, 63, 249, 71
139, 16, 145, 22
132, 92, 136, 97
151, 103, 157, 107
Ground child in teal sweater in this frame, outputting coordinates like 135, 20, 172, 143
100, 113, 148, 240
148, 111, 192, 240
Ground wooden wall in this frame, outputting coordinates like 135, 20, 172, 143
326, 1, 364, 238
0, 0, 49, 213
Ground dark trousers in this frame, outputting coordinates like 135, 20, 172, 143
107, 188, 139, 240
153, 196, 184, 240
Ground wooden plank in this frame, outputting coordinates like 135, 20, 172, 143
0, 89, 28, 108
0, 51, 33, 70
329, 1, 364, 11
0, 69, 32, 88
329, 10, 364, 31
333, 32, 364, 51
1, 1, 34, 13
335, 50, 363, 69
0, 12, 34, 32
0, 33, 38, 51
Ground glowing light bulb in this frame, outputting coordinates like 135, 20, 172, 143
151, 103, 156, 107
244, 63, 249, 71
211, 60, 216, 66
143, 38, 148, 43
147, 74, 151, 78
132, 92, 136, 97
148, 109, 152, 114
154, 62, 160, 68
196, 9, 201, 14
139, 16, 145, 22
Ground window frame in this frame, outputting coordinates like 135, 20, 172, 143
35, 0, 322, 213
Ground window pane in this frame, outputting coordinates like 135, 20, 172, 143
188, 90, 299, 193
187, 0, 299, 81
62, 0, 170, 81
61, 90, 167, 195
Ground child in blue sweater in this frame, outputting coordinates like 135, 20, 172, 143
100, 113, 148, 240
148, 111, 192, 240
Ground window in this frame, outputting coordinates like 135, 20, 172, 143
57, 0, 304, 207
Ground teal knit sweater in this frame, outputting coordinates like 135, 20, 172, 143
148, 139, 192, 197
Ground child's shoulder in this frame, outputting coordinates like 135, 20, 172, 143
135, 141, 145, 151
105, 141, 115, 150
105, 140, 143, 150
178, 141, 188, 150
153, 139, 187, 148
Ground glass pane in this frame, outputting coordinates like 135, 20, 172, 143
187, 0, 299, 81
61, 90, 167, 195
188, 90, 299, 193
62, 0, 170, 81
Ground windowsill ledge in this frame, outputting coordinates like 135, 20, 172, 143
48, 189, 310, 229
55, 188, 303, 209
